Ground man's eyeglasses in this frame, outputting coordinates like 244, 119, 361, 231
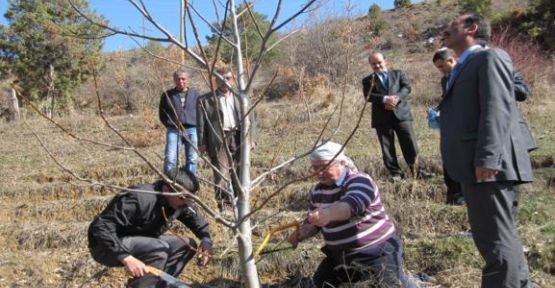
310, 161, 338, 173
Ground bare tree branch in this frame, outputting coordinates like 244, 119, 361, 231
129, 36, 184, 67
68, 0, 170, 42
17, 91, 133, 151
187, 1, 236, 47
211, 0, 221, 23
264, 29, 299, 53
242, 96, 370, 223
271, 0, 318, 33
243, 1, 264, 40
244, 1, 318, 93
69, 0, 210, 68
26, 117, 235, 228
239, 69, 278, 126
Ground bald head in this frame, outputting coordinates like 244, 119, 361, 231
368, 52, 387, 73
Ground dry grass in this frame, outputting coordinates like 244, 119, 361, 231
1, 57, 555, 288
1, 1, 554, 286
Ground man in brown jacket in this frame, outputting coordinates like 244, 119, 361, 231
197, 68, 254, 211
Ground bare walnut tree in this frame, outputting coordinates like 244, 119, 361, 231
22, 1, 371, 287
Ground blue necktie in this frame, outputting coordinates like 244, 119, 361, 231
379, 72, 389, 88
448, 63, 462, 88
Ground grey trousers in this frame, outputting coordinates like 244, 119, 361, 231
90, 235, 197, 288
209, 130, 240, 209
461, 181, 531, 288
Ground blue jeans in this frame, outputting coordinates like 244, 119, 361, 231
164, 126, 198, 175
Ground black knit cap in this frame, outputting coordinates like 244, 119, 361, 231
166, 168, 199, 193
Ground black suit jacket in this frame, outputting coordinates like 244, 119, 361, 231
440, 74, 449, 96
361, 70, 413, 128
88, 181, 211, 261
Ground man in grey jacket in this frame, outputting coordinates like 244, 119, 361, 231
440, 14, 533, 287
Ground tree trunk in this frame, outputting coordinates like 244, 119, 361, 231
298, 66, 311, 121
180, 0, 186, 64
46, 64, 55, 118
230, 0, 260, 287
9, 88, 20, 122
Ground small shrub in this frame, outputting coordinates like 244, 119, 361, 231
394, 0, 411, 9
263, 79, 297, 102
490, 25, 552, 86
124, 128, 163, 148
523, 0, 555, 52
459, 0, 492, 17
367, 4, 386, 36
527, 223, 555, 274
406, 237, 479, 274
368, 3, 381, 17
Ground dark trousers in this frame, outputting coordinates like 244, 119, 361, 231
313, 235, 416, 288
375, 121, 419, 177
443, 165, 464, 205
460, 181, 531, 288
209, 130, 241, 209
90, 235, 197, 288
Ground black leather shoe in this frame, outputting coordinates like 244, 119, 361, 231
416, 170, 435, 179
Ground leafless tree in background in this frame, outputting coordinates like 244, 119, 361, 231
55, 1, 370, 286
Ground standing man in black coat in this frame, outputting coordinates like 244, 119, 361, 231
432, 48, 465, 205
88, 169, 212, 288
362, 52, 423, 180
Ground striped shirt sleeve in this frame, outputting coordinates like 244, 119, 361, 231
339, 175, 377, 216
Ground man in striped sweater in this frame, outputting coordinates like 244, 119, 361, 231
288, 142, 416, 287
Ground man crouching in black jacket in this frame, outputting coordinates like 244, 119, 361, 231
88, 168, 212, 288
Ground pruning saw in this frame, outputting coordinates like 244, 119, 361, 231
145, 266, 191, 288
255, 220, 302, 257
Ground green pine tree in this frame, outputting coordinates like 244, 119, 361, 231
526, 0, 555, 52
206, 3, 282, 65
0, 0, 105, 113
368, 3, 381, 18
394, 0, 411, 8
459, 0, 492, 17
367, 3, 386, 35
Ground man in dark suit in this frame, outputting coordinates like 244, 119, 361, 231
440, 14, 533, 287
197, 68, 254, 211
362, 52, 423, 180
433, 48, 535, 208
432, 48, 465, 205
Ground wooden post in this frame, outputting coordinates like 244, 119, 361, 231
9, 88, 20, 122
180, 0, 186, 64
